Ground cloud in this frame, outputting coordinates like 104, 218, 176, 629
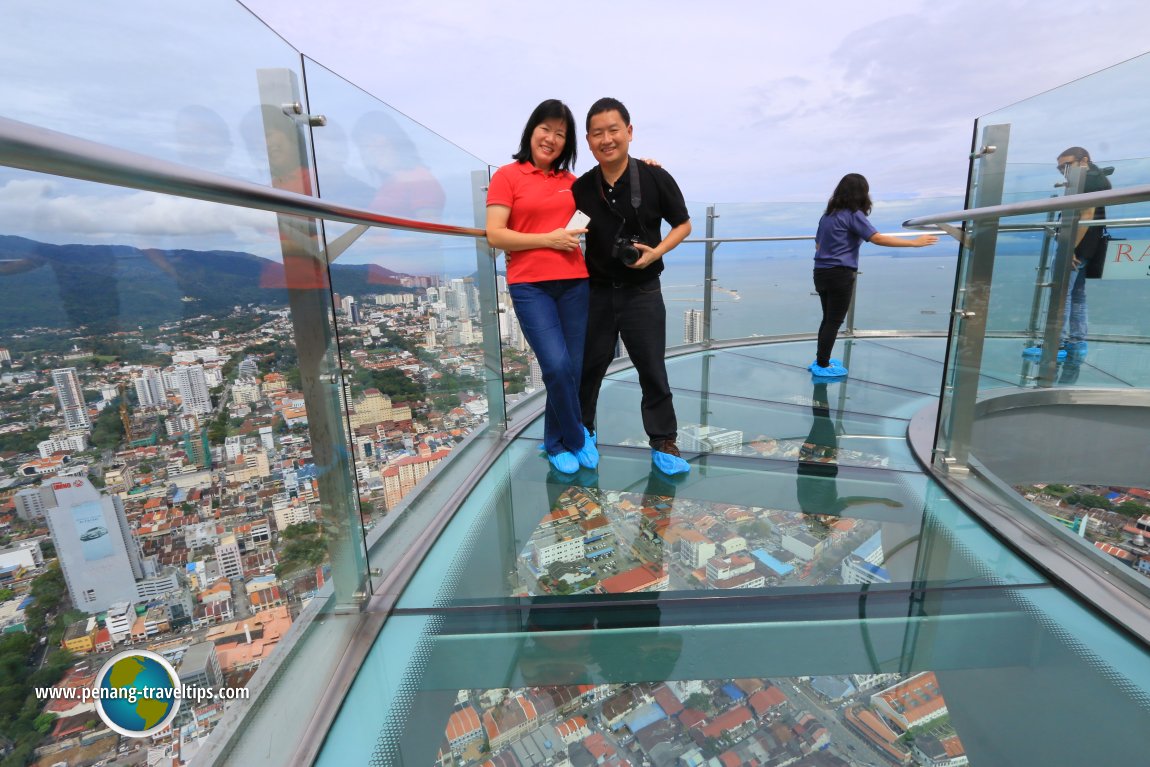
0, 176, 276, 250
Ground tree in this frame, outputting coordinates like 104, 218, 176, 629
33, 712, 57, 734
1117, 501, 1150, 518
89, 399, 126, 449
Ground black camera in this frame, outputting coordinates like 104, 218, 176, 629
611, 235, 642, 266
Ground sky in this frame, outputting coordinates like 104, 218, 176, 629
3, 0, 1150, 265
239, 0, 1150, 203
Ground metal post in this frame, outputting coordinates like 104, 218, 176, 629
471, 169, 508, 430
256, 68, 367, 609
702, 205, 717, 347
936, 124, 1010, 471
1036, 167, 1087, 387
1024, 205, 1059, 346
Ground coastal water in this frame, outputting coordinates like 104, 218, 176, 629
658, 247, 1150, 345
659, 252, 959, 343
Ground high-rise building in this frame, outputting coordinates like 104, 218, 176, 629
528, 357, 543, 391
684, 308, 704, 344
175, 364, 212, 416
237, 356, 260, 379
51, 367, 91, 431
215, 533, 244, 580
133, 366, 166, 408
42, 477, 145, 613
14, 486, 53, 522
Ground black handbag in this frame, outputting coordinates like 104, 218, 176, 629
1084, 230, 1112, 279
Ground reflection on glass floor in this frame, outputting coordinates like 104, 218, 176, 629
317, 339, 1150, 766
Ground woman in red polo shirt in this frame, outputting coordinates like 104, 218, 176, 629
486, 99, 598, 474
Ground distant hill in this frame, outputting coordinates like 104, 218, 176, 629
0, 235, 417, 334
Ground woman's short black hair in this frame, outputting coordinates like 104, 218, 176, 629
825, 173, 873, 216
512, 99, 577, 172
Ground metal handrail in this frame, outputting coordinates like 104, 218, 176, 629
903, 184, 1150, 227
0, 115, 485, 239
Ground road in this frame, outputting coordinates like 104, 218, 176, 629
789, 682, 898, 765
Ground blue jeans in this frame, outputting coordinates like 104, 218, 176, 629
509, 279, 589, 455
1062, 265, 1087, 344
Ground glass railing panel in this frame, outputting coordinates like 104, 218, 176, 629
0, 0, 306, 185
656, 341, 941, 417
302, 57, 488, 228
708, 199, 960, 342
704, 201, 821, 341
300, 57, 502, 554
931, 51, 1150, 621
659, 201, 711, 346
0, 163, 367, 759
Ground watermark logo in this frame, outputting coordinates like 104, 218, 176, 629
94, 650, 181, 737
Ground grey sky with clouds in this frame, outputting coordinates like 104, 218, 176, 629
3, 0, 1149, 264
241, 0, 1150, 203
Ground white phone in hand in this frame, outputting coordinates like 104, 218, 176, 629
566, 210, 590, 230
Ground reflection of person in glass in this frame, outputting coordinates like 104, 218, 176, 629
173, 104, 235, 171
797, 381, 902, 524
311, 119, 375, 206
1055, 146, 1112, 362
486, 100, 597, 475
352, 110, 446, 222
519, 464, 682, 686
240, 105, 330, 292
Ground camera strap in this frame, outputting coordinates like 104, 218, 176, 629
597, 159, 649, 247
596, 157, 642, 216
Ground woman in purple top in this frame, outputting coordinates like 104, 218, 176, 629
810, 173, 938, 377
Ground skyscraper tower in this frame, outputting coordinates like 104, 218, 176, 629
175, 364, 213, 416
133, 366, 166, 408
43, 477, 144, 613
684, 308, 704, 345
51, 367, 91, 431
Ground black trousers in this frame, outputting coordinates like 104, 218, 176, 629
581, 279, 676, 445
813, 266, 856, 366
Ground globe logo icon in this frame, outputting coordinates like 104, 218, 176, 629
95, 650, 182, 737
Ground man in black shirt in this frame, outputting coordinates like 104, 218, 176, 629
572, 98, 693, 475
1057, 146, 1111, 360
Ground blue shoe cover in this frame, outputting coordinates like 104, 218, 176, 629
652, 449, 690, 475
574, 440, 599, 469
1023, 345, 1067, 360
547, 451, 579, 474
1067, 341, 1087, 359
808, 361, 848, 377
584, 426, 597, 446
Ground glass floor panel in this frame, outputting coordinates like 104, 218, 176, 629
319, 585, 1150, 767
980, 337, 1148, 389
316, 339, 1150, 766
523, 381, 923, 470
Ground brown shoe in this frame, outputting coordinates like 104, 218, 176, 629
651, 439, 690, 475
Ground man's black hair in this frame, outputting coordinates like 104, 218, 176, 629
586, 97, 630, 132
511, 99, 577, 172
